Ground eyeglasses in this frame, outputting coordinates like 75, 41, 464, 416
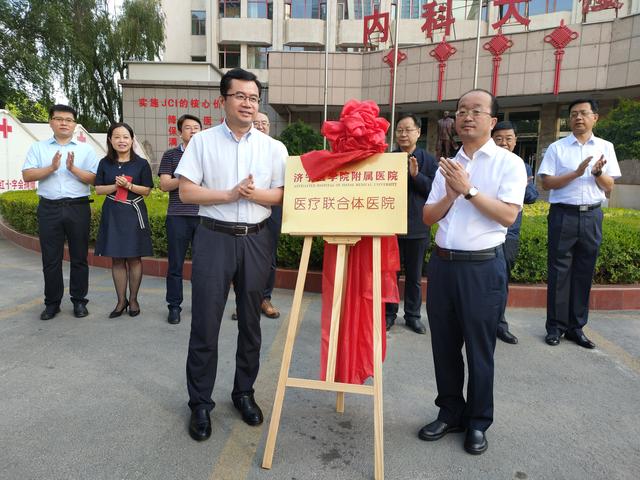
51, 117, 77, 124
455, 109, 492, 118
395, 128, 418, 135
254, 121, 270, 127
224, 92, 260, 104
569, 110, 594, 119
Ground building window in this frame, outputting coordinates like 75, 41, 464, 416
248, 0, 273, 19
247, 46, 270, 69
191, 10, 206, 35
191, 55, 207, 62
286, 0, 327, 19
353, 0, 380, 20
283, 45, 324, 52
218, 44, 241, 68
400, 0, 428, 19
219, 0, 241, 18
526, 0, 573, 16
451, 0, 488, 22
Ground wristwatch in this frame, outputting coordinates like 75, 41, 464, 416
464, 186, 479, 200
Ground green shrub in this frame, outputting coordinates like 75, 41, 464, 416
2, 191, 639, 284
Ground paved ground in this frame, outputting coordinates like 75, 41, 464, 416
0, 235, 638, 480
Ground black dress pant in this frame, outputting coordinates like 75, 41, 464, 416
386, 236, 429, 323
186, 223, 273, 412
263, 206, 282, 300
426, 247, 506, 432
37, 199, 91, 307
546, 204, 603, 336
165, 215, 199, 309
497, 236, 519, 334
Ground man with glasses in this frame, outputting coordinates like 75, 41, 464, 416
538, 99, 620, 349
158, 114, 202, 325
491, 121, 539, 345
176, 69, 287, 441
22, 105, 99, 320
420, 90, 526, 455
386, 113, 438, 334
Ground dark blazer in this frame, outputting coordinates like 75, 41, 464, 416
396, 148, 439, 239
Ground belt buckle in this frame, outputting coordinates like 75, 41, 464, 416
448, 251, 454, 261
234, 225, 249, 236
579, 205, 588, 212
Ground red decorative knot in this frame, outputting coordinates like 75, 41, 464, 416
429, 38, 457, 63
483, 31, 513, 57
382, 50, 408, 68
543, 20, 579, 50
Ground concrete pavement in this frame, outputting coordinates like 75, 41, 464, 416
0, 236, 638, 480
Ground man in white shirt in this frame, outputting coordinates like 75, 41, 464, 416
175, 69, 287, 441
420, 89, 526, 455
537, 99, 621, 349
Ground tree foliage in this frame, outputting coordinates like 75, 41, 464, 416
594, 98, 640, 160
278, 120, 324, 156
0, 0, 164, 128
5, 91, 49, 122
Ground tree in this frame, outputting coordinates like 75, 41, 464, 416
278, 120, 324, 156
594, 98, 640, 160
5, 91, 49, 123
0, 0, 164, 128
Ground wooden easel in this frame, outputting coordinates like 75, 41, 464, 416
262, 234, 385, 480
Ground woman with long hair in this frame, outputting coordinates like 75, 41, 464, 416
94, 123, 153, 317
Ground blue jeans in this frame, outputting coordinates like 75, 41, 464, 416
166, 215, 199, 309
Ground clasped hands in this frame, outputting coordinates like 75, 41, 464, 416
439, 157, 472, 199
231, 174, 257, 201
575, 154, 606, 177
115, 175, 131, 189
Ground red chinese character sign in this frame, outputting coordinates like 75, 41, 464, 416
363, 9, 390, 48
492, 0, 530, 30
580, 0, 623, 18
421, 0, 455, 41
429, 38, 457, 103
383, 49, 408, 106
544, 20, 579, 95
483, 31, 514, 96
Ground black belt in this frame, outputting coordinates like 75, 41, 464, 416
553, 202, 601, 212
435, 245, 500, 262
40, 196, 93, 206
200, 217, 267, 236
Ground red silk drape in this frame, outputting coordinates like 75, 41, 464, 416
299, 100, 400, 385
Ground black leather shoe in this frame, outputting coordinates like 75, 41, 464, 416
406, 319, 427, 335
231, 310, 238, 321
189, 408, 212, 441
73, 303, 89, 318
565, 331, 596, 349
167, 307, 181, 325
545, 333, 560, 346
233, 394, 263, 426
464, 429, 488, 455
40, 306, 61, 321
418, 420, 464, 441
497, 329, 518, 344
385, 318, 394, 331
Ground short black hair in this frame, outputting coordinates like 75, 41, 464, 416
457, 89, 499, 117
220, 68, 262, 98
396, 113, 421, 129
493, 120, 517, 135
106, 122, 135, 164
568, 98, 599, 114
177, 114, 202, 132
48, 104, 77, 120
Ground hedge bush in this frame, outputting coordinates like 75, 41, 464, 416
1, 190, 639, 284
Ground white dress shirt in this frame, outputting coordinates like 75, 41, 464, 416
175, 121, 287, 224
537, 133, 621, 205
22, 138, 99, 200
426, 138, 527, 251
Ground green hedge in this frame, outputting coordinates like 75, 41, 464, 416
1, 190, 639, 284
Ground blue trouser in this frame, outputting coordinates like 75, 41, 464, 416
165, 215, 199, 309
263, 206, 282, 300
426, 247, 507, 432
546, 204, 602, 336
386, 236, 429, 323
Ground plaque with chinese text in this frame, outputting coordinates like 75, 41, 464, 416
282, 153, 408, 236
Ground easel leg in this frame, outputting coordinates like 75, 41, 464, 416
336, 245, 351, 414
262, 236, 313, 469
325, 243, 348, 385
372, 237, 384, 480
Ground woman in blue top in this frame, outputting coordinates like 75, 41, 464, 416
94, 123, 153, 317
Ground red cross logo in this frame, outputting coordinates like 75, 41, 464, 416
0, 118, 13, 139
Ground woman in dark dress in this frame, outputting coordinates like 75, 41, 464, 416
94, 123, 153, 317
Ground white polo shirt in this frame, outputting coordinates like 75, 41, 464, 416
426, 138, 527, 251
175, 121, 287, 224
537, 133, 621, 205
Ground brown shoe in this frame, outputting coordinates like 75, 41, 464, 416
261, 299, 280, 319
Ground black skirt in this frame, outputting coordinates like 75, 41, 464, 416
95, 195, 153, 258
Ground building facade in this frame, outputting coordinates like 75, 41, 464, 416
121, 0, 640, 207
